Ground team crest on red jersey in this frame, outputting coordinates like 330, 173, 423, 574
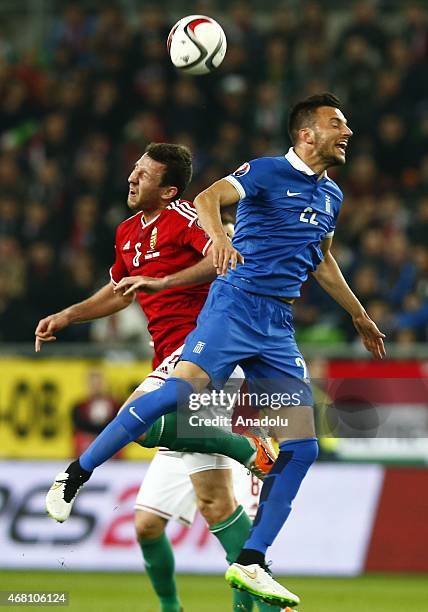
150, 227, 158, 250
233, 162, 250, 177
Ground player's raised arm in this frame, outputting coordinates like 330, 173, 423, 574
35, 283, 133, 352
194, 179, 244, 276
312, 237, 386, 359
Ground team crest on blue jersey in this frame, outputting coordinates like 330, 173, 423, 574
233, 162, 250, 177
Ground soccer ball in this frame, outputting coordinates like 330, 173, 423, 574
167, 15, 227, 75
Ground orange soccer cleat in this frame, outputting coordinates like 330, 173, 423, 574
246, 435, 278, 480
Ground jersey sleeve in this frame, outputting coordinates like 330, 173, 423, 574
325, 192, 343, 238
109, 227, 128, 285
182, 219, 212, 255
169, 201, 212, 255
325, 215, 337, 238
224, 158, 270, 201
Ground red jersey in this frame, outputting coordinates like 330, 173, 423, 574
109, 200, 212, 366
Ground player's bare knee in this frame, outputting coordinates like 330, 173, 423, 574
134, 510, 166, 541
196, 492, 237, 526
191, 468, 236, 525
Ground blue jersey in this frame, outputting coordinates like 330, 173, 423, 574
223, 148, 343, 298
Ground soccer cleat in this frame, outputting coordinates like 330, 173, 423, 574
46, 470, 89, 523
246, 435, 277, 480
225, 563, 300, 608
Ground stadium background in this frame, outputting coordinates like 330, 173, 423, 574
0, 1, 428, 611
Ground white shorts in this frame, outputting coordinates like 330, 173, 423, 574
133, 346, 259, 525
135, 345, 184, 393
135, 344, 245, 397
135, 450, 261, 525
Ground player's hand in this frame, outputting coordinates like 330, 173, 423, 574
114, 276, 168, 296
212, 235, 244, 276
34, 312, 70, 352
352, 311, 386, 359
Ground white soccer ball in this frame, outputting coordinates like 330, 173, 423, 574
167, 15, 227, 75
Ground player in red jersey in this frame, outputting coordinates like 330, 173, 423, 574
37, 143, 277, 612
110, 189, 212, 368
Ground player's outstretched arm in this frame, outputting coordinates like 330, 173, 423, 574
114, 255, 217, 296
194, 179, 244, 276
35, 283, 133, 352
312, 240, 386, 359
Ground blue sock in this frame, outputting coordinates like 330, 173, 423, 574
79, 378, 193, 472
242, 438, 318, 555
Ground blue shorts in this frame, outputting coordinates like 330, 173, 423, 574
180, 280, 313, 406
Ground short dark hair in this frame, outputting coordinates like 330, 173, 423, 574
145, 142, 193, 198
288, 93, 342, 144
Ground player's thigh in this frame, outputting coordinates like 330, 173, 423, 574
135, 451, 198, 527
244, 318, 315, 442
173, 360, 210, 391
179, 281, 258, 388
134, 508, 167, 540
190, 466, 234, 501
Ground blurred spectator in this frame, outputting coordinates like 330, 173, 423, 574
410, 197, 428, 245
90, 300, 151, 346
167, 79, 206, 141
375, 114, 409, 177
72, 370, 121, 456
228, 1, 264, 78
0, 79, 33, 130
381, 233, 416, 307
20, 200, 58, 247
26, 242, 63, 322
49, 4, 94, 62
0, 155, 25, 200
396, 293, 428, 340
336, 1, 388, 59
253, 83, 287, 146
0, 237, 26, 299
261, 38, 293, 90
0, 271, 30, 341
352, 265, 382, 304
333, 35, 378, 112
28, 160, 65, 212
403, 3, 428, 62
0, 196, 21, 237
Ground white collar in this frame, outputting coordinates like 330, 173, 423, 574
141, 213, 161, 229
285, 147, 328, 179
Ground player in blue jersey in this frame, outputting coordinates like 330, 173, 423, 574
46, 93, 385, 608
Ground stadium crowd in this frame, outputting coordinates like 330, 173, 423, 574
0, 1, 427, 348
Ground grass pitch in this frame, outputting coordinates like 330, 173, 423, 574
1, 571, 427, 611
